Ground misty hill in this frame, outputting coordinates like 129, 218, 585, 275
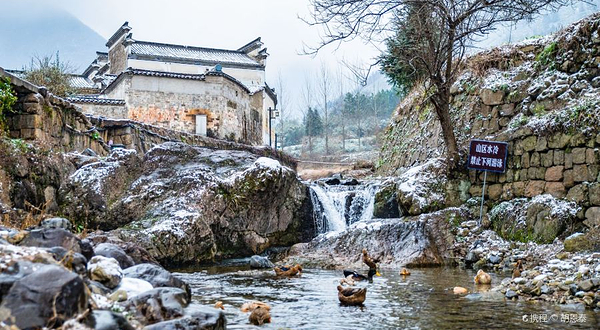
0, 0, 106, 72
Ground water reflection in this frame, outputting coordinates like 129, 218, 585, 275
174, 266, 599, 329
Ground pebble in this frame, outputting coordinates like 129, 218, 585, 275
505, 290, 518, 299
513, 277, 526, 284
461, 221, 477, 229
489, 254, 501, 264
575, 291, 586, 298
533, 274, 548, 283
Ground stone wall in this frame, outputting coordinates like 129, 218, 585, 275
378, 14, 600, 221
1, 68, 110, 156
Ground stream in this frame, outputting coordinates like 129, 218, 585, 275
175, 265, 599, 329
175, 180, 598, 329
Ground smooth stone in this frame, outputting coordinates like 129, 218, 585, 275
505, 289, 518, 299
489, 254, 501, 264
513, 277, 527, 284
122, 263, 191, 299
94, 243, 135, 269
85, 310, 135, 330
249, 255, 274, 269
114, 277, 154, 298
578, 279, 594, 291
88, 256, 123, 289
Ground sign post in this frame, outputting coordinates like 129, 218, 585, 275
467, 139, 508, 225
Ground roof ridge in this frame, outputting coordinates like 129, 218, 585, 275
133, 40, 248, 54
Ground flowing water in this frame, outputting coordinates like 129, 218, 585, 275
175, 265, 599, 329
174, 180, 599, 328
309, 181, 379, 234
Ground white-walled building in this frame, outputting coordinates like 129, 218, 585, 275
68, 22, 277, 146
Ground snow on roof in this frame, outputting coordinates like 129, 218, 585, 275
67, 95, 125, 105
69, 75, 97, 89
129, 41, 263, 69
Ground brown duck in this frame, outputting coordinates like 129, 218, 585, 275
337, 285, 367, 306
249, 306, 271, 326
474, 269, 492, 285
512, 260, 523, 278
362, 249, 380, 269
274, 264, 302, 276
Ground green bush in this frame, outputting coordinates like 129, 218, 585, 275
0, 77, 17, 133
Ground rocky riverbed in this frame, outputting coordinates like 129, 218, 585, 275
0, 219, 225, 329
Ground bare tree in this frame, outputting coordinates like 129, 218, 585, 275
337, 67, 348, 152
276, 71, 291, 149
317, 61, 332, 154
304, 0, 579, 170
301, 73, 316, 155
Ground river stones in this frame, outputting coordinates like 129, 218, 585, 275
88, 255, 123, 289
126, 287, 189, 325
0, 260, 37, 303
0, 264, 88, 329
249, 255, 274, 269
122, 263, 191, 299
94, 242, 135, 269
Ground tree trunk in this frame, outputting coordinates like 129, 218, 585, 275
433, 97, 460, 171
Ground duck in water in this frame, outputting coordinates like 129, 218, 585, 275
343, 268, 379, 282
274, 264, 302, 276
337, 285, 367, 306
474, 269, 492, 285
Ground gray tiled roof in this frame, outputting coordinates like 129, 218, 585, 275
129, 41, 263, 68
67, 95, 125, 105
69, 76, 97, 89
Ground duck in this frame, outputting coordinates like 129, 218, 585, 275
274, 264, 302, 276
362, 249, 380, 269
214, 301, 224, 310
337, 285, 367, 306
340, 276, 356, 286
249, 306, 271, 326
474, 269, 492, 285
399, 268, 411, 276
512, 260, 523, 279
343, 268, 379, 282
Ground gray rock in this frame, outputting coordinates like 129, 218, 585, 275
85, 310, 134, 330
0, 264, 88, 329
122, 263, 191, 299
126, 287, 189, 325
62, 143, 314, 266
144, 305, 226, 330
47, 246, 87, 275
505, 289, 518, 299
94, 243, 135, 269
575, 291, 586, 298
578, 279, 595, 291
40, 217, 73, 232
540, 285, 553, 295
19, 228, 82, 253
489, 254, 501, 264
249, 255, 274, 269
88, 255, 123, 289
0, 261, 37, 303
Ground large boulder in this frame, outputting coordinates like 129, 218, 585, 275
285, 208, 463, 268
145, 305, 226, 330
122, 263, 191, 298
19, 228, 83, 253
249, 255, 274, 269
62, 143, 313, 266
489, 194, 579, 243
0, 264, 88, 329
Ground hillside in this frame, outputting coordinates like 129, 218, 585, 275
0, 0, 106, 71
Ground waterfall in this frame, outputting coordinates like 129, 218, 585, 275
309, 181, 378, 234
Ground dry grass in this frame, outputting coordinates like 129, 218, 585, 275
0, 200, 49, 230
468, 47, 527, 77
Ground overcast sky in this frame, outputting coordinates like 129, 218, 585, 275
46, 0, 382, 117
7, 0, 600, 118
